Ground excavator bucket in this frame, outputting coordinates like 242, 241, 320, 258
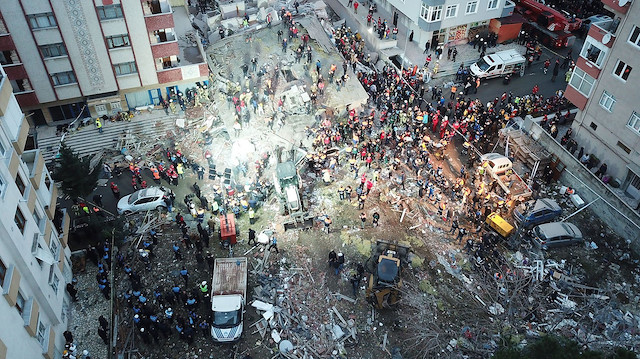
283, 214, 314, 231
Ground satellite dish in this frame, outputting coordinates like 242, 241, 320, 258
602, 33, 612, 44
619, 0, 629, 6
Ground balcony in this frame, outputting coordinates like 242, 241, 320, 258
150, 28, 176, 44
142, 0, 172, 16
56, 208, 70, 248
150, 28, 179, 58
587, 19, 619, 48
21, 149, 45, 189
602, 0, 630, 15
46, 185, 58, 220
173, 6, 205, 66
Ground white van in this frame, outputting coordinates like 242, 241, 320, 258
470, 50, 526, 79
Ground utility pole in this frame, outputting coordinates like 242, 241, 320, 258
108, 229, 115, 359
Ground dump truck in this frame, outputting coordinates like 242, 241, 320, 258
273, 161, 313, 230
211, 257, 247, 342
365, 240, 411, 310
479, 153, 532, 199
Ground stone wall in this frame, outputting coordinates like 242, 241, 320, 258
523, 116, 640, 254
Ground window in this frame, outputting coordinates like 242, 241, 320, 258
580, 39, 607, 67
39, 43, 67, 58
16, 291, 25, 314
33, 210, 44, 232
590, 122, 598, 131
14, 207, 26, 234
44, 174, 51, 191
0, 139, 5, 156
97, 5, 123, 20
420, 4, 443, 22
15, 175, 26, 196
27, 13, 56, 29
569, 67, 595, 96
613, 60, 632, 81
106, 34, 130, 49
31, 233, 39, 254
628, 112, 640, 135
36, 320, 47, 347
599, 91, 616, 112
10, 79, 33, 93
110, 102, 122, 111
0, 173, 6, 198
95, 104, 107, 115
629, 25, 640, 47
445, 5, 458, 18
114, 62, 137, 76
0, 50, 17, 65
0, 259, 6, 287
487, 0, 500, 10
50, 274, 59, 294
51, 71, 77, 86
466, 1, 478, 14
50, 238, 59, 261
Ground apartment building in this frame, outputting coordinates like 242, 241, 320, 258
0, 0, 209, 125
564, 0, 640, 203
0, 65, 72, 358
375, 0, 515, 48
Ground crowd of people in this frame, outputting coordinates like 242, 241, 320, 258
73, 6, 592, 355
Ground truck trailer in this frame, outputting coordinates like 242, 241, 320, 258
211, 257, 248, 342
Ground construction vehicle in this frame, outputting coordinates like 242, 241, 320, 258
479, 153, 533, 199
365, 240, 411, 310
211, 257, 247, 342
273, 161, 313, 230
516, 0, 581, 48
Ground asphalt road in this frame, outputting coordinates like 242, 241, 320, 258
458, 37, 585, 103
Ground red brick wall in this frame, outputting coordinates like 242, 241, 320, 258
157, 68, 182, 83
15, 92, 39, 107
151, 41, 179, 59
144, 14, 174, 32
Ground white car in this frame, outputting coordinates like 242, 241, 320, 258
117, 187, 167, 215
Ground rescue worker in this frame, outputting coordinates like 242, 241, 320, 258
151, 166, 161, 184
248, 207, 256, 224
199, 281, 210, 300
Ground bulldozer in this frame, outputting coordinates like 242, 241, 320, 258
365, 240, 411, 310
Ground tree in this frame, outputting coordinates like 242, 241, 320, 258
52, 143, 102, 200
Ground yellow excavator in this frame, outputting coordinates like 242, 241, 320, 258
365, 240, 411, 310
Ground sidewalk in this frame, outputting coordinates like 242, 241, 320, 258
324, 0, 525, 82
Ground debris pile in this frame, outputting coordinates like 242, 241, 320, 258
248, 252, 360, 358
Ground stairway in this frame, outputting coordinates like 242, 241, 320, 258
37, 115, 178, 163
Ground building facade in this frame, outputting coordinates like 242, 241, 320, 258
564, 0, 640, 203
0, 65, 72, 358
0, 0, 209, 125
376, 0, 515, 49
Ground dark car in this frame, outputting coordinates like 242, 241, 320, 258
531, 222, 583, 249
513, 198, 562, 228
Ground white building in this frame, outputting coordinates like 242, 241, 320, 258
0, 0, 209, 125
376, 0, 515, 48
0, 65, 72, 359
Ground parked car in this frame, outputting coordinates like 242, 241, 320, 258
513, 198, 562, 228
531, 222, 583, 249
117, 187, 167, 215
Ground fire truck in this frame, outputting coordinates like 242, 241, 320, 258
516, 0, 582, 48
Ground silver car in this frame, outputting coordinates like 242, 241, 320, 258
531, 222, 583, 250
117, 187, 167, 215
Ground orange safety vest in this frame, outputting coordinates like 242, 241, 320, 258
151, 168, 160, 179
